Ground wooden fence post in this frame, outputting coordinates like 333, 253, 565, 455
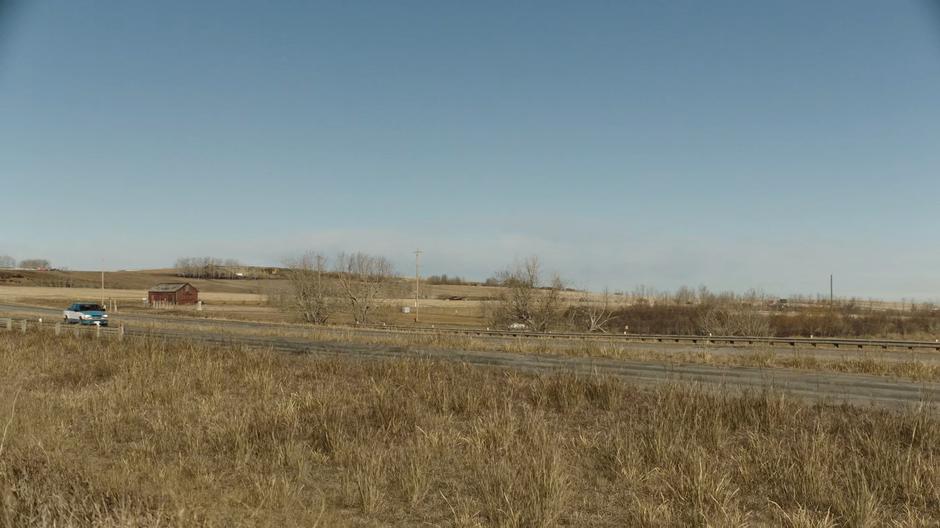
119, 325, 125, 341
54, 322, 61, 336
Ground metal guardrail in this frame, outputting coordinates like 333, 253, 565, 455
3, 315, 940, 353
356, 323, 940, 352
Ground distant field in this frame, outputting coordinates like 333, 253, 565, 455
0, 284, 493, 326
0, 268, 607, 303
0, 269, 512, 326
0, 268, 279, 294
3, 268, 934, 343
0, 285, 263, 304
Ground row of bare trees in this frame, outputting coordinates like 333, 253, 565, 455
175, 257, 246, 279
485, 258, 777, 336
283, 253, 619, 333
283, 252, 396, 325
279, 251, 779, 336
283, 253, 602, 332
0, 257, 51, 270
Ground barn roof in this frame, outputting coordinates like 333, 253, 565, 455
148, 283, 193, 293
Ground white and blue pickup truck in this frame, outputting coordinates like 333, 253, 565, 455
63, 302, 109, 326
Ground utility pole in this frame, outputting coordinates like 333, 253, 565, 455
414, 249, 422, 324
830, 274, 833, 306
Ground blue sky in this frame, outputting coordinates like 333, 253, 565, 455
1, 1, 939, 299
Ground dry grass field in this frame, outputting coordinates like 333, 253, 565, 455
1, 332, 938, 527
0, 269, 278, 295
0, 285, 494, 326
0, 268, 593, 325
0, 285, 263, 304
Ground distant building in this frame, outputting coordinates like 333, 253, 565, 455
148, 283, 199, 305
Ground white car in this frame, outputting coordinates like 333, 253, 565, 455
64, 302, 109, 326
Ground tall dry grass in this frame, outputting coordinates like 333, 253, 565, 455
0, 332, 938, 527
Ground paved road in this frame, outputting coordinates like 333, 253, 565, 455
113, 325, 940, 411
3, 302, 938, 364
3, 302, 939, 411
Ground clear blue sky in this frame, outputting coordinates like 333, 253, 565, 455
1, 1, 939, 299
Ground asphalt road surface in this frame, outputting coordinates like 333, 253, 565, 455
2, 302, 938, 411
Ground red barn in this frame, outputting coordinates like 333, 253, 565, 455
148, 283, 199, 305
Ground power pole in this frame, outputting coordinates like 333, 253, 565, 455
414, 249, 422, 324
830, 274, 833, 306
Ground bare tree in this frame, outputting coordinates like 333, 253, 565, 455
567, 288, 617, 332
18, 259, 50, 270
674, 285, 696, 305
584, 288, 616, 333
175, 257, 196, 277
0, 255, 14, 269
175, 256, 246, 279
284, 252, 337, 324
223, 258, 243, 279
335, 252, 396, 324
698, 303, 771, 337
491, 257, 566, 332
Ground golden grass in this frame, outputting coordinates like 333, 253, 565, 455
0, 285, 263, 304
0, 333, 938, 526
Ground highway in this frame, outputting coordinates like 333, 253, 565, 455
2, 302, 939, 411
3, 301, 939, 364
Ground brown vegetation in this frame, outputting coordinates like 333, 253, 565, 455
488, 257, 566, 331
4, 264, 940, 339
334, 252, 397, 324
282, 252, 339, 325
174, 257, 266, 280
0, 333, 938, 526
610, 303, 940, 339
